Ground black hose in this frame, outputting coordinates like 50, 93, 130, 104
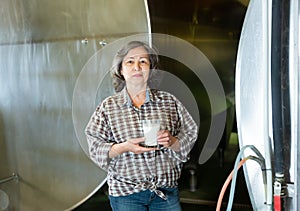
281, 0, 291, 181
271, 0, 291, 209
271, 0, 285, 177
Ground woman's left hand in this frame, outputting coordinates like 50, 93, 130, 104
157, 130, 176, 148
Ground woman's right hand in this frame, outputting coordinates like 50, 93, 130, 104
109, 137, 157, 158
126, 137, 158, 154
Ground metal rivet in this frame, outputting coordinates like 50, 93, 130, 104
81, 38, 88, 44
99, 40, 107, 46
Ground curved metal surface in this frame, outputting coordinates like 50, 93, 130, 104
235, 0, 272, 210
290, 0, 299, 210
0, 0, 149, 210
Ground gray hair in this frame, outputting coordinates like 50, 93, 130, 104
111, 41, 159, 92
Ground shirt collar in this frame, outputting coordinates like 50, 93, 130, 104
119, 86, 155, 107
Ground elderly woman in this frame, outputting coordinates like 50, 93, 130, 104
85, 41, 198, 211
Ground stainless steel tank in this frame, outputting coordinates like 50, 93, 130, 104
236, 0, 299, 210
0, 0, 150, 210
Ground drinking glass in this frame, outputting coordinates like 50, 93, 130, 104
142, 119, 160, 147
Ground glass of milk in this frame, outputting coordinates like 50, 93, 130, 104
142, 119, 160, 147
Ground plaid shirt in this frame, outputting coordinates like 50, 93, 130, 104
85, 88, 198, 199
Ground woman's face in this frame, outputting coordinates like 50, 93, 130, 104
121, 46, 150, 87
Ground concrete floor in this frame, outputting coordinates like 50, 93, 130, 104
74, 133, 252, 211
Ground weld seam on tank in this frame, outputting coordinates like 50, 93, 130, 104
0, 173, 19, 185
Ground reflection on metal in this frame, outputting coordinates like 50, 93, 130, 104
0, 0, 149, 210
0, 189, 9, 210
235, 0, 273, 210
72, 33, 205, 156
289, 0, 299, 210
0, 0, 149, 45
144, 0, 152, 46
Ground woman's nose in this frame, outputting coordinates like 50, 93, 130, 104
133, 61, 141, 71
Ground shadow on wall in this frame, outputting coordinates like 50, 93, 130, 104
0, 111, 9, 210
0, 111, 9, 178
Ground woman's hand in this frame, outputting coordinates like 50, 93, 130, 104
157, 130, 174, 147
157, 130, 180, 151
125, 137, 158, 154
109, 137, 157, 158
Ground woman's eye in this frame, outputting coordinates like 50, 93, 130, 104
125, 60, 134, 65
140, 59, 149, 65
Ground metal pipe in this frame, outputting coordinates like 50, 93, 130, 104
0, 173, 19, 184
289, 0, 300, 209
264, 0, 274, 209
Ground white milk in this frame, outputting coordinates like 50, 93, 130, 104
142, 120, 160, 146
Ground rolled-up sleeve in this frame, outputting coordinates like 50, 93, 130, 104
85, 103, 114, 171
166, 98, 198, 163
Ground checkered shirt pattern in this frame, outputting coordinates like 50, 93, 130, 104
85, 88, 198, 199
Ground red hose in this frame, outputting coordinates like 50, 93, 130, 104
216, 158, 248, 211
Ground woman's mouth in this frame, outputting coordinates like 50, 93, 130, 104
133, 73, 143, 77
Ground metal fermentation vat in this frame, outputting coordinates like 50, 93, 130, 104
0, 0, 150, 210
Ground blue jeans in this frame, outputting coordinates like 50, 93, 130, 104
109, 187, 182, 211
